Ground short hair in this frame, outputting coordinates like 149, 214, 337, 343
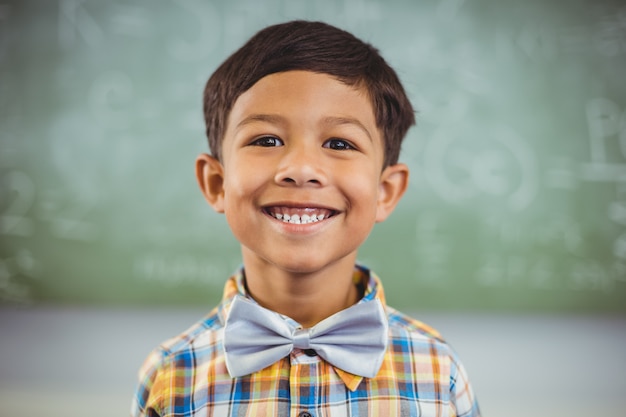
202, 20, 415, 168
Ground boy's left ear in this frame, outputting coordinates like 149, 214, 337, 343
375, 163, 409, 223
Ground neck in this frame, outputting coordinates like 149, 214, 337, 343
241, 252, 361, 328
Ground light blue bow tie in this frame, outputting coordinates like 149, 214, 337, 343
223, 295, 388, 378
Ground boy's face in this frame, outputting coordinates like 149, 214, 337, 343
197, 70, 408, 275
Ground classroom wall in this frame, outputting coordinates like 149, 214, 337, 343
2, 307, 625, 417
1, 0, 625, 311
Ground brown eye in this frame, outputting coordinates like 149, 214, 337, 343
250, 136, 284, 147
323, 138, 354, 150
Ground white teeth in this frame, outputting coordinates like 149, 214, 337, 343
269, 211, 330, 224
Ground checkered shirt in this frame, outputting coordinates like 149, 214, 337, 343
131, 265, 480, 416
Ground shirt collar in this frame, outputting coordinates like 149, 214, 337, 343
217, 264, 387, 391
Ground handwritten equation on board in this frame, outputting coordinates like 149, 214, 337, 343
0, 0, 624, 308
411, 95, 626, 292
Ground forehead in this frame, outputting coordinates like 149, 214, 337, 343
226, 70, 379, 136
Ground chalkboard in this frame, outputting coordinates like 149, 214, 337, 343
1, 0, 625, 311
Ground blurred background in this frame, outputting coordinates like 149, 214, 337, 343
0, 0, 624, 415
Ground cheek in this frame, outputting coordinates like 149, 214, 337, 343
345, 171, 381, 213
223, 158, 262, 195
221, 161, 269, 218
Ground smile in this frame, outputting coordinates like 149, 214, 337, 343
264, 207, 337, 224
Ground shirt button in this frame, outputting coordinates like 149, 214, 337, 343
298, 412, 313, 417
303, 349, 317, 357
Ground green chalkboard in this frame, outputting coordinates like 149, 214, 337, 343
1, 0, 625, 311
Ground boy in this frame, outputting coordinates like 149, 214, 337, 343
132, 20, 480, 417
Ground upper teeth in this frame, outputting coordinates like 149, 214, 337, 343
273, 213, 326, 224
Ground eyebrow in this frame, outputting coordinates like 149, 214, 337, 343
235, 114, 373, 141
321, 116, 373, 142
234, 114, 286, 133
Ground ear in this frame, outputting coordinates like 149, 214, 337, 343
195, 153, 226, 213
375, 163, 409, 223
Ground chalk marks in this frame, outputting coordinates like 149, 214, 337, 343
580, 97, 626, 284
109, 4, 152, 38
59, 0, 157, 45
545, 157, 579, 190
474, 216, 617, 292
167, 0, 220, 62
0, 170, 99, 241
582, 98, 626, 182
58, 0, 103, 49
132, 252, 237, 287
0, 249, 37, 304
591, 4, 626, 57
0, 0, 623, 309
475, 255, 619, 293
423, 123, 538, 211
609, 184, 626, 280
89, 70, 135, 130
38, 189, 100, 242
414, 212, 451, 286
475, 255, 556, 290
516, 21, 558, 62
412, 208, 618, 293
0, 171, 35, 237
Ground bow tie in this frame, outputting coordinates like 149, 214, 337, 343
223, 295, 388, 378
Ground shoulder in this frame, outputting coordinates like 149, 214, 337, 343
140, 306, 223, 374
384, 305, 458, 358
132, 307, 226, 415
386, 305, 444, 341
384, 305, 474, 379
384, 306, 474, 389
383, 305, 482, 416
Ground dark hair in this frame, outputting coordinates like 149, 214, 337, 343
203, 20, 415, 168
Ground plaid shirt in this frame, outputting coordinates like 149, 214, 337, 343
131, 265, 480, 417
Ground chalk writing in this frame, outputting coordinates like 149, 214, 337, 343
167, 0, 220, 62
592, 5, 626, 57
476, 255, 557, 290
58, 0, 103, 48
609, 186, 626, 271
423, 123, 538, 211
37, 190, 99, 242
133, 253, 238, 287
0, 0, 623, 310
0, 249, 37, 304
89, 70, 135, 129
414, 212, 452, 286
545, 157, 579, 190
516, 21, 558, 61
569, 260, 613, 293
0, 171, 35, 237
486, 215, 584, 254
582, 98, 626, 182
109, 4, 151, 38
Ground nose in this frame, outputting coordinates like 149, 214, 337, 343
274, 144, 327, 187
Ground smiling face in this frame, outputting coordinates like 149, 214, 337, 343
196, 71, 408, 276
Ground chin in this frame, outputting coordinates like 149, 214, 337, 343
270, 252, 356, 276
